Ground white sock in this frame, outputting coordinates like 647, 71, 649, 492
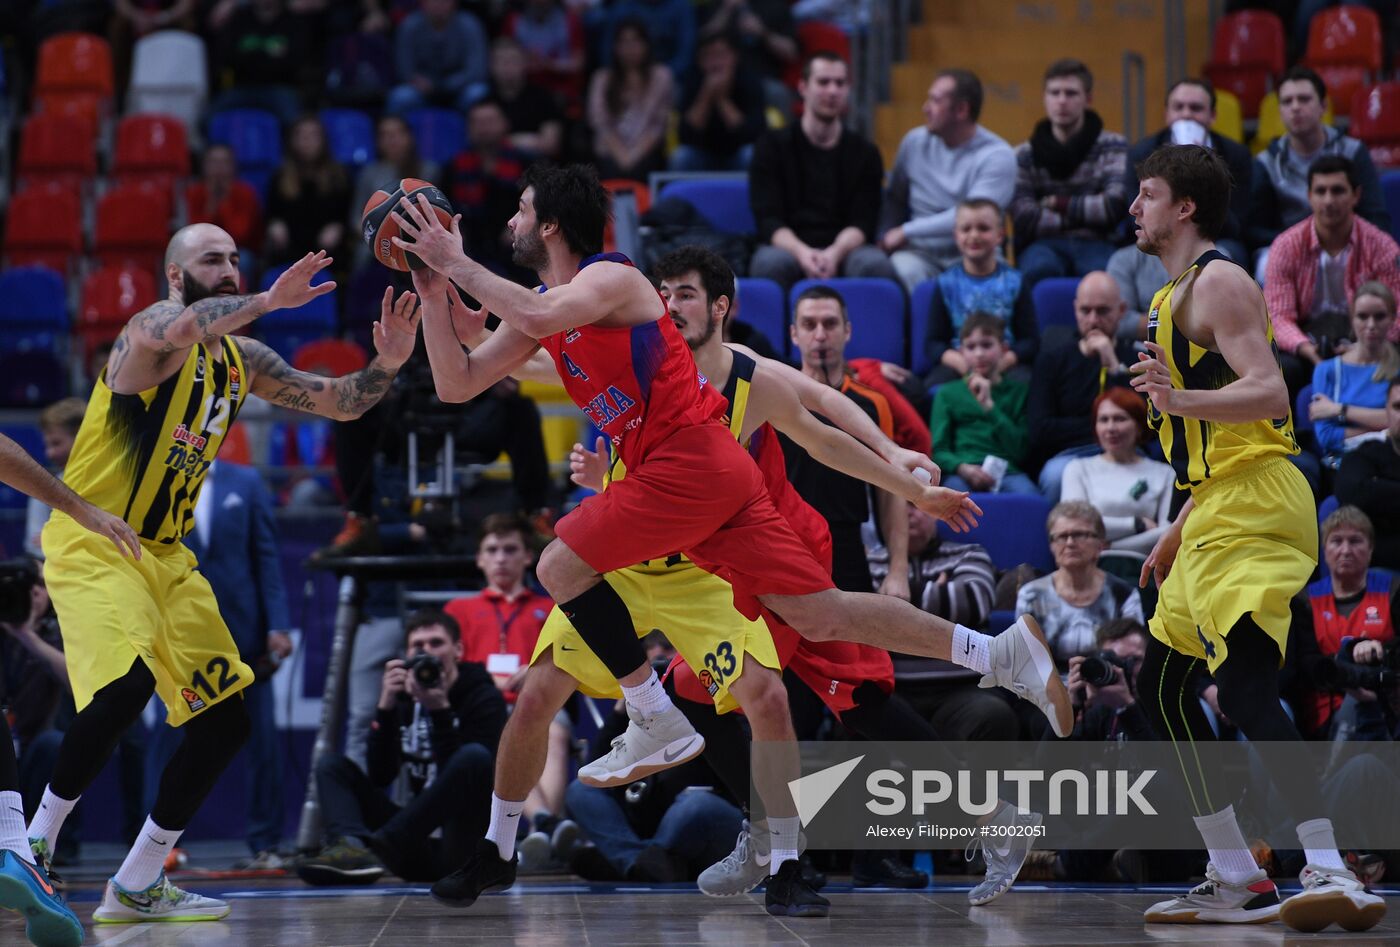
621, 669, 674, 717
951, 624, 992, 675
1193, 805, 1259, 884
768, 816, 799, 873
486, 794, 525, 862
114, 816, 181, 892
0, 791, 33, 864
1296, 818, 1348, 871
27, 787, 77, 852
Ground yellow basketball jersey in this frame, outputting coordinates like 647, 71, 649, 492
608, 352, 755, 575
1146, 249, 1298, 489
63, 338, 249, 543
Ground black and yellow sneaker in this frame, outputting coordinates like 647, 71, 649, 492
431, 837, 517, 908
764, 858, 829, 918
295, 838, 385, 887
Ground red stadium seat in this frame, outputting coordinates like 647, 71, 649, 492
1202, 63, 1272, 119
34, 33, 113, 112
1304, 5, 1382, 70
1203, 11, 1286, 119
1351, 83, 1400, 169
80, 265, 158, 330
111, 114, 191, 192
3, 185, 83, 273
94, 182, 174, 271
1315, 64, 1371, 116
600, 178, 651, 253
785, 21, 852, 88
292, 339, 368, 377
33, 91, 102, 138
17, 112, 97, 191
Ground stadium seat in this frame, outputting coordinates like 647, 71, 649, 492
324, 32, 396, 108
1203, 10, 1286, 118
662, 178, 754, 235
785, 20, 852, 87
1031, 277, 1080, 332
937, 493, 1054, 573
257, 263, 338, 339
1382, 172, 1400, 243
34, 32, 113, 101
80, 265, 158, 333
734, 278, 786, 355
0, 351, 66, 407
1212, 88, 1245, 145
909, 279, 938, 377
17, 112, 97, 191
293, 338, 368, 376
0, 267, 68, 356
405, 107, 466, 167
95, 181, 174, 271
1350, 83, 1400, 169
111, 114, 191, 193
1303, 5, 1381, 117
601, 178, 651, 255
320, 108, 375, 168
207, 108, 282, 193
33, 91, 101, 141
126, 30, 208, 135
3, 185, 83, 273
789, 277, 906, 364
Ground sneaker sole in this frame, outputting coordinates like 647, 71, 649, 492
577, 734, 706, 788
94, 907, 230, 923
1019, 616, 1073, 738
430, 877, 514, 909
766, 901, 830, 918
0, 873, 83, 947
1280, 890, 1387, 933
1144, 904, 1280, 924
295, 864, 386, 887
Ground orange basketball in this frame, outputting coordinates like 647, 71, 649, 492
360, 177, 454, 271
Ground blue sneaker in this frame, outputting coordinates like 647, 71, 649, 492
0, 848, 83, 946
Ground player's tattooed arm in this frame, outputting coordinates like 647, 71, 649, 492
239, 338, 401, 421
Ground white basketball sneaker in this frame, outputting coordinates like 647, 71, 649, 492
1279, 864, 1387, 932
94, 871, 230, 923
1144, 863, 1281, 923
979, 616, 1074, 738
577, 704, 705, 788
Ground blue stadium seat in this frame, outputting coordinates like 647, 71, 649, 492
405, 107, 465, 168
986, 609, 1017, 633
937, 493, 1054, 572
0, 266, 67, 355
257, 264, 338, 331
662, 178, 754, 234
1382, 171, 1400, 243
909, 278, 938, 377
0, 424, 45, 508
0, 351, 65, 408
789, 278, 906, 364
1294, 384, 1319, 454
1031, 277, 1081, 333
208, 109, 282, 181
320, 108, 375, 168
734, 278, 786, 355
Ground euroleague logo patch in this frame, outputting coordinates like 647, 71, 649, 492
697, 669, 719, 697
181, 688, 206, 713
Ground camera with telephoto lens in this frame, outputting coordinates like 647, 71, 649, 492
404, 651, 443, 689
0, 559, 38, 625
1081, 650, 1135, 688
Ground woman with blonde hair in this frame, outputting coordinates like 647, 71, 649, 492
1309, 281, 1400, 465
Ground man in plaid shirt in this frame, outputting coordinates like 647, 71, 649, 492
1010, 59, 1129, 289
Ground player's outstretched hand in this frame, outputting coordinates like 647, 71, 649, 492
916, 486, 981, 533
266, 251, 336, 312
71, 500, 141, 560
569, 437, 608, 492
373, 287, 420, 368
892, 448, 940, 485
1140, 522, 1183, 589
393, 194, 467, 275
1130, 341, 1174, 413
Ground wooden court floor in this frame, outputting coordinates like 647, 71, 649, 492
8, 877, 1399, 946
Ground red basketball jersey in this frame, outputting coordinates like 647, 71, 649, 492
536, 253, 726, 468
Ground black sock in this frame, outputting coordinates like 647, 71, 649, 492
559, 579, 647, 679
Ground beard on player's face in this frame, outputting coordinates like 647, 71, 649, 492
181, 268, 239, 303
511, 223, 548, 272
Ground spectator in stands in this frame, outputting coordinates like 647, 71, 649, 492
298, 611, 506, 885
670, 29, 768, 172
929, 313, 1037, 495
600, 0, 697, 81
922, 199, 1038, 385
486, 36, 565, 160
1285, 505, 1397, 741
586, 20, 673, 184
188, 145, 263, 265
747, 51, 896, 290
1015, 501, 1144, 666
349, 116, 442, 268
386, 0, 490, 115
1010, 59, 1129, 288
1125, 78, 1252, 263
212, 0, 308, 125
1310, 282, 1400, 465
1027, 272, 1137, 502
1248, 66, 1390, 265
443, 514, 568, 842
502, 0, 584, 107
1263, 155, 1400, 397
1059, 389, 1176, 556
697, 0, 798, 106
265, 115, 351, 265
1105, 243, 1168, 347
1336, 376, 1400, 571
446, 97, 531, 281
24, 398, 86, 558
879, 69, 1016, 291
1, 577, 71, 832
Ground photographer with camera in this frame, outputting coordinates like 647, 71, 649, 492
297, 610, 507, 886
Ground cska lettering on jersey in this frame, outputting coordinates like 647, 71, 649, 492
582, 385, 639, 429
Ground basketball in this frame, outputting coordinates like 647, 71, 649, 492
360, 177, 454, 272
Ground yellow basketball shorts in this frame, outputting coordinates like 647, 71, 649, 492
42, 512, 253, 726
1149, 457, 1317, 673
531, 561, 781, 714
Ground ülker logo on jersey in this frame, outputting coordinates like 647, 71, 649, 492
171, 424, 207, 451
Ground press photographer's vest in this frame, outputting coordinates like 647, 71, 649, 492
1307, 572, 1394, 733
